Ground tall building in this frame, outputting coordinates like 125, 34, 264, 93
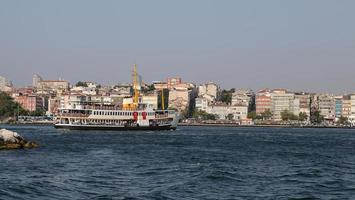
342, 95, 351, 118
198, 82, 219, 101
318, 94, 335, 121
295, 93, 311, 120
168, 88, 191, 112
270, 89, 295, 121
350, 95, 355, 123
255, 89, 272, 115
32, 74, 43, 88
334, 96, 343, 119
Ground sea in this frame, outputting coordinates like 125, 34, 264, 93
1, 125, 355, 200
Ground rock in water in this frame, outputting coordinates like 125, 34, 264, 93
0, 129, 38, 150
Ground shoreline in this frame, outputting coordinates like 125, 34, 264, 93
178, 123, 355, 129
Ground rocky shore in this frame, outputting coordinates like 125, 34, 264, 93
0, 129, 38, 150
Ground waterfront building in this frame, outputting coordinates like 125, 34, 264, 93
334, 96, 343, 119
349, 95, 355, 124
59, 94, 91, 109
295, 93, 311, 121
318, 94, 335, 121
255, 89, 272, 115
142, 94, 158, 110
15, 94, 44, 112
168, 88, 191, 112
206, 103, 248, 121
195, 97, 209, 112
270, 89, 295, 121
342, 95, 351, 118
47, 96, 60, 115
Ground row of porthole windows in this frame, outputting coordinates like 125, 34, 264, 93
92, 111, 155, 116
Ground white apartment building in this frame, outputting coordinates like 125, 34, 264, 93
206, 104, 248, 120
271, 90, 295, 121
142, 95, 158, 109
198, 82, 219, 101
195, 97, 209, 112
349, 95, 355, 124
231, 89, 253, 107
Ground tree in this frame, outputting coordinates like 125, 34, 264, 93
260, 109, 272, 120
281, 110, 298, 121
75, 81, 88, 87
220, 88, 235, 104
337, 116, 349, 125
29, 108, 46, 116
247, 111, 257, 120
310, 110, 324, 124
226, 113, 234, 120
141, 84, 155, 94
0, 92, 28, 119
298, 112, 308, 122
193, 110, 219, 120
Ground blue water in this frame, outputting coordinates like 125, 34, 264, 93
1, 125, 355, 199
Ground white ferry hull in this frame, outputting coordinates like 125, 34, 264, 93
54, 123, 176, 131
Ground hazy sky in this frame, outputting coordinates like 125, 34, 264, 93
1, 0, 354, 93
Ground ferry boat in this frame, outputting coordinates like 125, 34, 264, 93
54, 65, 179, 130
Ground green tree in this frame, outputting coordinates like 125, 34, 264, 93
220, 88, 235, 104
337, 116, 349, 125
141, 84, 155, 94
75, 81, 88, 87
193, 110, 219, 120
281, 110, 298, 121
247, 111, 257, 120
298, 112, 308, 121
310, 110, 324, 124
29, 108, 46, 116
260, 109, 272, 120
0, 92, 28, 119
226, 113, 234, 120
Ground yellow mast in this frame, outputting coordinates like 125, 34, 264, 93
133, 64, 139, 107
161, 89, 165, 110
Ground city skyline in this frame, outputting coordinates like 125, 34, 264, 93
1, 0, 355, 93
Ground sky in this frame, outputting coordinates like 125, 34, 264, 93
0, 0, 355, 94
